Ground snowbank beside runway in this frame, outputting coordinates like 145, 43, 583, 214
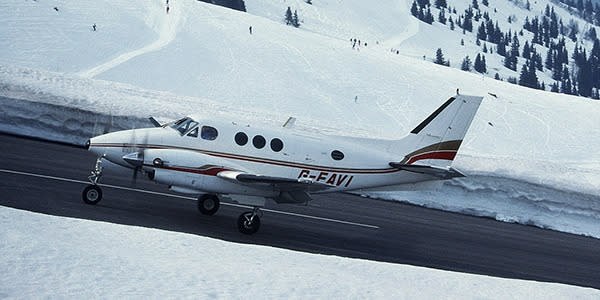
1, 206, 598, 299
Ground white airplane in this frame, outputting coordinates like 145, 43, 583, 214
83, 94, 483, 234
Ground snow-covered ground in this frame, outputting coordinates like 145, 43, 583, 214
1, 206, 598, 298
0, 0, 599, 295
1, 0, 598, 237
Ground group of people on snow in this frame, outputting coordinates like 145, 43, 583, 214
350, 38, 368, 50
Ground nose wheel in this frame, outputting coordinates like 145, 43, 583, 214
237, 207, 262, 234
82, 156, 104, 205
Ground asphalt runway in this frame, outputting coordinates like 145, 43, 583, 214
1, 133, 599, 289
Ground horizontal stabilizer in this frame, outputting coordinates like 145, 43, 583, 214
389, 162, 465, 179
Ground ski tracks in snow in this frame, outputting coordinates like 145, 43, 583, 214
77, 1, 181, 78
383, 0, 419, 48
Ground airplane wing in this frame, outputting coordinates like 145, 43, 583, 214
138, 148, 334, 203
217, 170, 333, 204
217, 170, 331, 192
388, 162, 465, 179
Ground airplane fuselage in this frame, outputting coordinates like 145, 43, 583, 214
88, 119, 435, 197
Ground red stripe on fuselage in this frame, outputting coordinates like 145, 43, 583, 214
144, 164, 229, 176
406, 151, 457, 164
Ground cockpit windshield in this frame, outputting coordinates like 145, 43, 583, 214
170, 117, 198, 135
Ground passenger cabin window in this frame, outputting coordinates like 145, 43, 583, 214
253, 135, 266, 149
201, 126, 218, 140
235, 132, 248, 146
331, 150, 344, 160
270, 138, 283, 152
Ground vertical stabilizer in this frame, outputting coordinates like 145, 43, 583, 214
397, 94, 483, 167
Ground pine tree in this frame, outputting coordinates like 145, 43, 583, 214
550, 9, 559, 38
511, 35, 520, 58
586, 27, 597, 41
518, 60, 539, 89
474, 54, 482, 72
461, 56, 472, 71
497, 40, 506, 56
533, 50, 543, 71
577, 57, 593, 96
481, 54, 487, 73
417, 0, 430, 8
285, 7, 293, 25
438, 9, 446, 24
482, 0, 488, 6
477, 22, 487, 40
411, 1, 419, 17
528, 60, 539, 88
435, 48, 446, 65
483, 43, 488, 53
474, 53, 487, 73
545, 48, 553, 70
522, 41, 531, 59
568, 20, 579, 42
504, 52, 517, 71
293, 10, 300, 27
519, 63, 530, 87
425, 7, 434, 24
463, 13, 473, 32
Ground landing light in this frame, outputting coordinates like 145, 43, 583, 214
153, 158, 164, 167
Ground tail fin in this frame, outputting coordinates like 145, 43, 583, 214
394, 94, 483, 168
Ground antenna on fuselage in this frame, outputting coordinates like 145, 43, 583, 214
282, 117, 296, 128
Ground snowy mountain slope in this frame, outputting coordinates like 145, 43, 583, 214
1, 206, 598, 298
0, 0, 599, 238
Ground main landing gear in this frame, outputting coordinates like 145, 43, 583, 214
197, 194, 262, 235
82, 157, 104, 205
237, 207, 262, 235
197, 194, 220, 215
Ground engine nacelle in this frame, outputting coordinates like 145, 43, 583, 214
143, 148, 277, 197
169, 185, 201, 194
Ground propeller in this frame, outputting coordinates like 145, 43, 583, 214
123, 127, 149, 185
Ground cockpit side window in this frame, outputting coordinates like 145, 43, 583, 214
187, 127, 199, 138
201, 126, 218, 140
171, 118, 198, 135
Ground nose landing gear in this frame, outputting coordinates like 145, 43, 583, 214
82, 157, 104, 205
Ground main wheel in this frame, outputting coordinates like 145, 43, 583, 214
237, 211, 260, 235
82, 184, 102, 205
197, 194, 220, 215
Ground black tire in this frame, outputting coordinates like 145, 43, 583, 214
82, 185, 102, 205
197, 194, 220, 215
237, 212, 260, 235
